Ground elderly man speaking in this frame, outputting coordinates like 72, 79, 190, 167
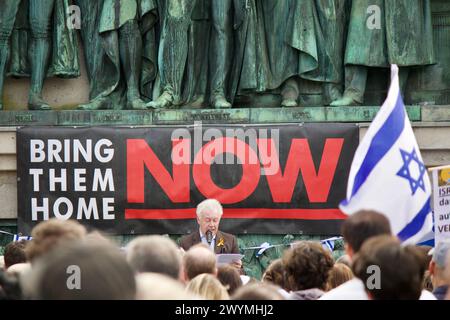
179, 199, 241, 269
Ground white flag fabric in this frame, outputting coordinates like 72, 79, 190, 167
340, 65, 433, 245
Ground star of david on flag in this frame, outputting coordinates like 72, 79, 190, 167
340, 65, 433, 245
397, 148, 427, 195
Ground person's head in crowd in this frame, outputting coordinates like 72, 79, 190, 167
24, 242, 136, 300
282, 241, 334, 299
232, 283, 285, 300
6, 263, 31, 278
217, 265, 242, 296
445, 253, 450, 300
26, 219, 87, 263
335, 254, 352, 268
126, 235, 182, 280
186, 274, 229, 300
353, 235, 422, 300
428, 239, 450, 299
196, 199, 223, 237
415, 245, 433, 270
341, 210, 391, 258
135, 273, 197, 300
4, 240, 28, 269
327, 263, 354, 291
85, 230, 115, 246
0, 269, 22, 300
262, 259, 286, 290
182, 244, 217, 282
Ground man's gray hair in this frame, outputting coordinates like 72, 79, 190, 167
126, 235, 181, 279
196, 199, 223, 218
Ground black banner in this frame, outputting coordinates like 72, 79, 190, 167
17, 124, 358, 235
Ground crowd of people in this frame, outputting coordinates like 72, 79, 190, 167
0, 206, 449, 300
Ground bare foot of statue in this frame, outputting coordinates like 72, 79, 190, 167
212, 95, 232, 109
147, 90, 174, 109
281, 99, 298, 108
330, 94, 361, 107
28, 94, 51, 111
78, 97, 109, 110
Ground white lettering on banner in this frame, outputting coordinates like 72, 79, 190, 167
31, 198, 49, 221
103, 198, 115, 220
28, 138, 116, 222
30, 169, 114, 193
73, 139, 92, 162
29, 139, 114, 163
29, 169, 43, 192
48, 139, 63, 162
30, 140, 45, 162
53, 197, 73, 220
93, 169, 115, 192
95, 139, 115, 163
77, 198, 99, 220
49, 169, 67, 191
74, 169, 87, 192
31, 198, 116, 221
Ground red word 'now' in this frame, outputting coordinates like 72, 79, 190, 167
126, 137, 344, 205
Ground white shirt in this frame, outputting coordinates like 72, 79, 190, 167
199, 229, 216, 251
319, 278, 437, 300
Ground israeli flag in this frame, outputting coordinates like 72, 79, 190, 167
13, 235, 32, 242
321, 237, 342, 252
340, 65, 433, 245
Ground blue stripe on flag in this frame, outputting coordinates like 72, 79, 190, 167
418, 238, 434, 247
397, 197, 431, 242
350, 96, 406, 198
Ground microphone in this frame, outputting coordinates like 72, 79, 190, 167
206, 230, 213, 245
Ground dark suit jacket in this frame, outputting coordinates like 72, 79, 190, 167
179, 230, 240, 254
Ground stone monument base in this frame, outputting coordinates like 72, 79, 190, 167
0, 105, 435, 127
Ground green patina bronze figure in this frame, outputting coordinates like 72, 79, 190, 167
0, 0, 446, 112
233, 0, 348, 107
0, 0, 20, 111
209, 0, 243, 109
76, 0, 158, 110
229, 0, 268, 104
331, 0, 435, 106
261, 0, 299, 107
0, 0, 79, 110
287, 0, 349, 106
149, 0, 209, 109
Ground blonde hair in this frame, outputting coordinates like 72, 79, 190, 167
136, 273, 197, 300
26, 219, 87, 262
186, 274, 229, 300
327, 263, 354, 290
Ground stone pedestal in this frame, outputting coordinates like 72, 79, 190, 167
0, 106, 423, 126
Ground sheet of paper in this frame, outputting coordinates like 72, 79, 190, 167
216, 254, 244, 266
